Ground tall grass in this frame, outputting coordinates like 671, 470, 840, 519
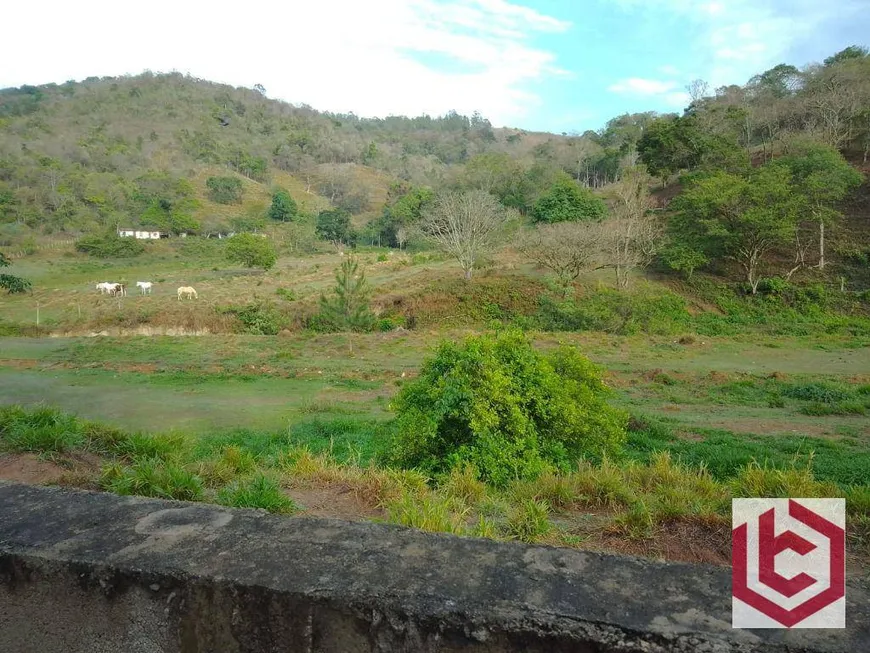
2, 405, 868, 555
217, 474, 297, 514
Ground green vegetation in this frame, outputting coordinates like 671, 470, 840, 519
532, 177, 606, 223
268, 189, 298, 222
217, 474, 297, 513
206, 176, 244, 204
1, 404, 867, 558
0, 251, 31, 294
1, 46, 869, 567
76, 232, 145, 258
225, 233, 277, 270
315, 209, 354, 246
220, 301, 287, 335
311, 256, 375, 332
390, 331, 627, 486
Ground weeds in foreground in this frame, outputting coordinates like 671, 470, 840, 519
100, 458, 204, 501
505, 499, 552, 542
217, 474, 297, 514
3, 406, 869, 559
386, 491, 470, 535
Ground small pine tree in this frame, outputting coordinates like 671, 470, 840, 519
314, 256, 375, 332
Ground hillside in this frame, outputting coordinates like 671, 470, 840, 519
0, 73, 577, 236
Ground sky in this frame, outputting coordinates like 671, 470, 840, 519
2, 0, 868, 133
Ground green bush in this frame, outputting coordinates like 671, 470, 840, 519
268, 189, 298, 222
225, 233, 277, 270
315, 209, 355, 245
782, 382, 852, 404
532, 178, 606, 223
206, 176, 243, 204
0, 251, 31, 293
389, 331, 627, 486
658, 244, 708, 280
76, 233, 145, 258
275, 287, 296, 301
376, 316, 406, 331
220, 301, 287, 335
799, 401, 866, 416
757, 277, 790, 295
0, 273, 31, 294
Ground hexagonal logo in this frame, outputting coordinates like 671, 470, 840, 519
732, 498, 845, 628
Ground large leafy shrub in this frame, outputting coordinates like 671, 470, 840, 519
268, 189, 298, 222
532, 178, 606, 223
225, 233, 277, 270
390, 331, 627, 486
315, 209, 355, 245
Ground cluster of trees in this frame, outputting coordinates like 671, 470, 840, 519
521, 168, 660, 290
639, 47, 870, 177
666, 141, 862, 291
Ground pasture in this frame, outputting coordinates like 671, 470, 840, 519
1, 241, 869, 572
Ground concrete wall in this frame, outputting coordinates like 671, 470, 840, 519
0, 482, 867, 652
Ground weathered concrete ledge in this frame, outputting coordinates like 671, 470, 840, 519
0, 482, 867, 652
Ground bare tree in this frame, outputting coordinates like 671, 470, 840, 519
686, 79, 710, 103
802, 62, 869, 149
420, 190, 509, 280
395, 226, 408, 250
603, 167, 662, 290
519, 222, 604, 288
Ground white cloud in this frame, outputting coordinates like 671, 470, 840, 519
608, 78, 678, 95
0, 0, 570, 127
608, 77, 690, 109
659, 65, 681, 76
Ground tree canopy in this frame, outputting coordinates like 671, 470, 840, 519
315, 209, 355, 246
225, 233, 277, 270
531, 178, 606, 223
671, 164, 800, 293
267, 189, 298, 222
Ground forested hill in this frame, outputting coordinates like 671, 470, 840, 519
0, 45, 869, 245
0, 72, 582, 234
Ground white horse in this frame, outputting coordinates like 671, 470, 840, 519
136, 281, 153, 295
177, 286, 198, 300
96, 282, 115, 294
109, 283, 127, 297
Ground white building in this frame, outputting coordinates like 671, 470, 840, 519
117, 228, 166, 240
